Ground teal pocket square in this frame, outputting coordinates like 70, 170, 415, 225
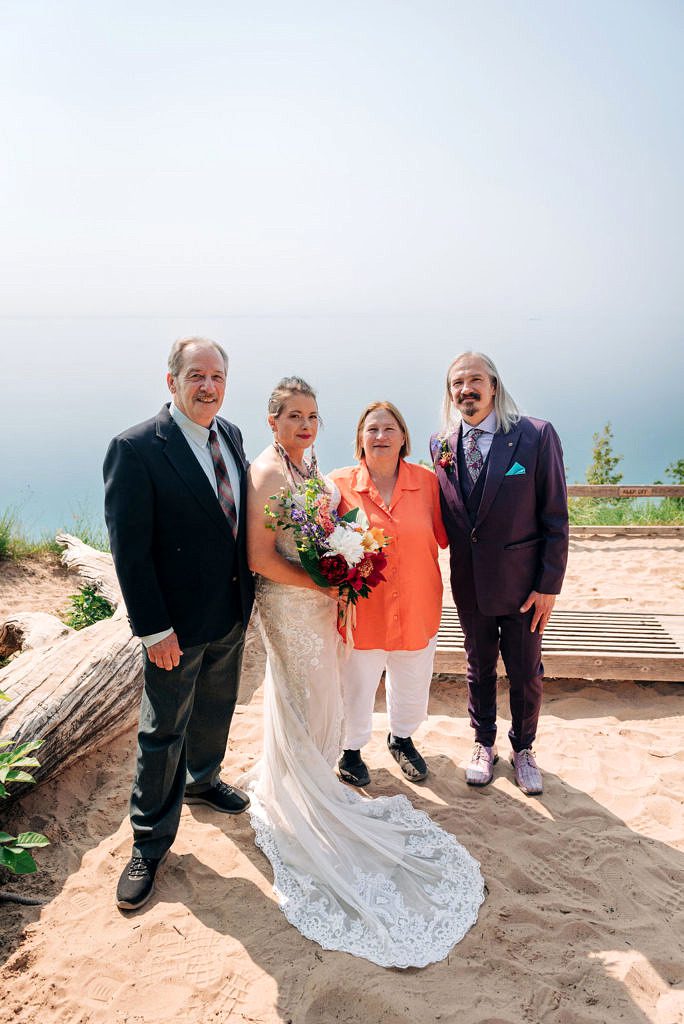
506, 462, 526, 476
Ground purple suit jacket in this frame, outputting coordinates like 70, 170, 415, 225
431, 417, 569, 616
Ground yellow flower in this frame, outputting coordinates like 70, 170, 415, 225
361, 526, 388, 551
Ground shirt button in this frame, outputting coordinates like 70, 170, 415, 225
393, 614, 399, 621
392, 592, 398, 598
471, 531, 478, 543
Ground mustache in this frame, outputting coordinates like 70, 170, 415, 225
457, 392, 481, 402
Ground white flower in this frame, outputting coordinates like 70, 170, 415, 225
326, 523, 365, 566
354, 509, 369, 531
291, 488, 308, 509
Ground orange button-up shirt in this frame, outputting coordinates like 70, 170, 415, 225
329, 459, 448, 652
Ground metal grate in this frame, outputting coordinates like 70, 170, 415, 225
435, 608, 684, 682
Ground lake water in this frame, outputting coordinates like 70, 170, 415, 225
1, 312, 681, 537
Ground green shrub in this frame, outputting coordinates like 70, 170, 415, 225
586, 422, 623, 485
0, 719, 49, 874
65, 585, 115, 630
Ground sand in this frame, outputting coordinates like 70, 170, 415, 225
1, 536, 683, 1024
0, 552, 76, 623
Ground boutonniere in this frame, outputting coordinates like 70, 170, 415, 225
437, 437, 455, 473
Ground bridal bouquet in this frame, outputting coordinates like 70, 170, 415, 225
265, 477, 390, 612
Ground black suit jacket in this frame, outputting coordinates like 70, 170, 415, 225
103, 404, 254, 647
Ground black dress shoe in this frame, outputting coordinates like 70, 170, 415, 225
387, 733, 428, 782
184, 779, 250, 814
116, 852, 167, 911
338, 749, 371, 787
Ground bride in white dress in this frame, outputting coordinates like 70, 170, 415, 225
244, 377, 484, 969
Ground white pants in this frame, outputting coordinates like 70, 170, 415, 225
338, 636, 438, 750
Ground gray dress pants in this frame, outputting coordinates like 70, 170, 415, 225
130, 620, 245, 859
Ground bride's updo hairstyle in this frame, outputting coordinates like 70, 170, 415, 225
267, 376, 320, 421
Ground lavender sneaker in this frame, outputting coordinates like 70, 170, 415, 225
465, 743, 498, 786
510, 748, 543, 795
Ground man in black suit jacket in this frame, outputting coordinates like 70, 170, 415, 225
104, 336, 254, 910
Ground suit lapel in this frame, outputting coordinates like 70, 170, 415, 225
474, 425, 523, 528
157, 406, 231, 535
435, 428, 469, 528
216, 419, 246, 473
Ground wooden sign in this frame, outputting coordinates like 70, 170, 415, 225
618, 486, 654, 497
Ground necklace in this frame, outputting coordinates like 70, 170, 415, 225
273, 440, 319, 482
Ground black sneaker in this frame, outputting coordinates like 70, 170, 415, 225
184, 779, 250, 814
116, 852, 167, 911
387, 733, 428, 782
338, 749, 371, 787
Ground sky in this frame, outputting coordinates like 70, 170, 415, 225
1, 1, 683, 531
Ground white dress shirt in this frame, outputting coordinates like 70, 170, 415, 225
461, 410, 497, 462
141, 403, 242, 649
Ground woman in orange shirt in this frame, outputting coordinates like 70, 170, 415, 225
329, 401, 448, 787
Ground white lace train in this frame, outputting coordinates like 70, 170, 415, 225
242, 537, 484, 968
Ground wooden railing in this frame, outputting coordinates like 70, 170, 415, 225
567, 485, 683, 498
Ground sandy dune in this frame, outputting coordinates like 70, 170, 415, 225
1, 536, 683, 1024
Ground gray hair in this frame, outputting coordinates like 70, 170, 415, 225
168, 336, 229, 378
440, 351, 521, 436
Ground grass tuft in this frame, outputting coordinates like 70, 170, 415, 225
0, 503, 110, 560
568, 497, 684, 526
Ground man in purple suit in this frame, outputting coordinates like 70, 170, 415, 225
431, 352, 568, 795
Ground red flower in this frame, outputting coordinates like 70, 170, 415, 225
319, 554, 349, 585
345, 567, 365, 592
345, 551, 387, 593
365, 550, 387, 587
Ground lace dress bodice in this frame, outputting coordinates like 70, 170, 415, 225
241, 462, 484, 967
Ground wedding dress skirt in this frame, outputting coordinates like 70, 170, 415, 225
242, 537, 485, 969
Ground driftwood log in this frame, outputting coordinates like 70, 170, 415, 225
0, 612, 74, 660
0, 536, 264, 800
0, 536, 142, 799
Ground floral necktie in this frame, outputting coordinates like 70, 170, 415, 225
464, 428, 484, 483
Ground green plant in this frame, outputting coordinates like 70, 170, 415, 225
568, 497, 684, 526
0, 508, 20, 560
664, 458, 684, 485
0, 506, 58, 559
65, 585, 115, 630
586, 422, 623, 485
0, 738, 49, 873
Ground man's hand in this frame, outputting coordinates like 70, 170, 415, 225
148, 632, 184, 671
520, 591, 556, 634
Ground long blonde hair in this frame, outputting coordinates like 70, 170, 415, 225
439, 352, 520, 436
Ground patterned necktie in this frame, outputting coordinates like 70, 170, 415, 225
464, 427, 484, 482
208, 428, 238, 537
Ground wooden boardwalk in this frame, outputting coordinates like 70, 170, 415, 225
435, 608, 684, 682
